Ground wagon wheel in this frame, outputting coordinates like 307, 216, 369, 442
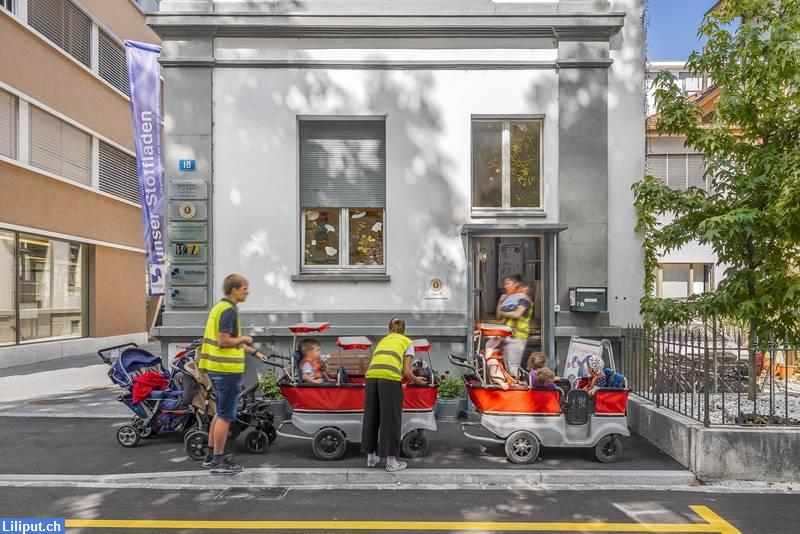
504, 431, 539, 464
312, 428, 347, 461
401, 429, 430, 458
595, 435, 623, 463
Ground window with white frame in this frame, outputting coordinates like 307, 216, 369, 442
0, 1, 14, 13
472, 118, 542, 211
29, 105, 92, 185
656, 263, 714, 299
0, 88, 17, 159
98, 29, 130, 97
99, 141, 139, 204
647, 153, 707, 191
299, 119, 385, 271
28, 0, 92, 68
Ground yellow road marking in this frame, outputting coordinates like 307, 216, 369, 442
65, 505, 741, 532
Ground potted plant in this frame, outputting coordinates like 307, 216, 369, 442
258, 372, 287, 421
435, 371, 464, 422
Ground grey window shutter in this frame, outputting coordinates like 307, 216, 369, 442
28, 0, 91, 67
646, 154, 667, 185
299, 120, 386, 208
29, 106, 91, 185
0, 89, 16, 159
99, 141, 139, 204
687, 154, 706, 191
99, 30, 130, 96
668, 154, 688, 190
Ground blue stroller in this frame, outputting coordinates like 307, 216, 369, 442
99, 344, 196, 448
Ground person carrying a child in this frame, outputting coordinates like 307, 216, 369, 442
298, 338, 331, 384
495, 274, 533, 377
484, 336, 517, 391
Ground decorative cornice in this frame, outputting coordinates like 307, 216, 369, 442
147, 13, 625, 41
556, 59, 614, 69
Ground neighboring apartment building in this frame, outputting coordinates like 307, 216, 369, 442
0, 0, 160, 368
646, 61, 723, 301
150, 0, 645, 375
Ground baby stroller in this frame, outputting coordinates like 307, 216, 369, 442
98, 344, 195, 448
175, 343, 278, 461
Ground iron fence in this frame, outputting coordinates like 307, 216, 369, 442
622, 324, 800, 426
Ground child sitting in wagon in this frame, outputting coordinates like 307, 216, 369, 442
484, 336, 517, 391
299, 338, 332, 384
581, 355, 626, 395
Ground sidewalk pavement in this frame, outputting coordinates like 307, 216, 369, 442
0, 343, 696, 490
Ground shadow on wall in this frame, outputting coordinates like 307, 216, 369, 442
222, 66, 466, 318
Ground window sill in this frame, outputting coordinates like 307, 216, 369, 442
471, 209, 547, 218
292, 273, 390, 282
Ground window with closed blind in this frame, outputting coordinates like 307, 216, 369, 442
299, 119, 386, 270
29, 106, 91, 185
28, 0, 92, 67
99, 141, 139, 204
0, 89, 17, 159
99, 30, 130, 96
646, 153, 708, 191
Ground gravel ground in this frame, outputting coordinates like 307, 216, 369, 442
648, 390, 800, 425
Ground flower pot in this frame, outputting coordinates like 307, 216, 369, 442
264, 398, 288, 422
435, 397, 461, 422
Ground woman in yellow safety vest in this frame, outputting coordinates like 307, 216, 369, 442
362, 317, 428, 472
495, 274, 533, 377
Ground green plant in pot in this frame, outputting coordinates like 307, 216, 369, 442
435, 370, 464, 422
258, 372, 287, 421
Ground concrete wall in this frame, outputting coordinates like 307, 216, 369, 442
629, 396, 800, 482
211, 66, 560, 313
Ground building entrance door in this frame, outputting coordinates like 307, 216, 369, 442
472, 236, 544, 355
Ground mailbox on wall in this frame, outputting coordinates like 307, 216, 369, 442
569, 287, 608, 312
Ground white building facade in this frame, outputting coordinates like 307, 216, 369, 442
151, 0, 646, 373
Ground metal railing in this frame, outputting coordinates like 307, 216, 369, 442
622, 324, 800, 426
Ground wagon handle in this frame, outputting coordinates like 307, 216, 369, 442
97, 343, 138, 365
448, 353, 474, 370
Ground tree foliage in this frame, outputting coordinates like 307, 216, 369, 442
634, 0, 800, 344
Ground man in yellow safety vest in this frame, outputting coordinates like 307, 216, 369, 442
198, 273, 268, 474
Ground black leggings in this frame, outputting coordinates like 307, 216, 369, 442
361, 378, 403, 457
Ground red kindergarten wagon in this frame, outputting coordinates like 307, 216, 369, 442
451, 324, 630, 464
273, 325, 438, 460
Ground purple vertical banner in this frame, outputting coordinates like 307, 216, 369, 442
125, 40, 165, 296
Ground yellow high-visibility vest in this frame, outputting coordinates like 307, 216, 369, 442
506, 298, 533, 340
365, 333, 413, 381
198, 299, 245, 374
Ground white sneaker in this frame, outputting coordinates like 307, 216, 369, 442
385, 461, 407, 472
367, 454, 381, 468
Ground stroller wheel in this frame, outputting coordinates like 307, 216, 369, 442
185, 431, 209, 461
505, 430, 540, 464
117, 425, 141, 448
245, 430, 268, 454
595, 435, 623, 463
266, 425, 277, 445
312, 428, 347, 461
401, 429, 430, 458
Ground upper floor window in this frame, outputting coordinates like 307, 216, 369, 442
472, 118, 542, 212
29, 105, 91, 185
98, 30, 130, 97
656, 263, 714, 299
99, 141, 139, 204
0, 88, 17, 159
647, 153, 707, 191
28, 0, 92, 68
299, 119, 386, 271
1, 1, 14, 13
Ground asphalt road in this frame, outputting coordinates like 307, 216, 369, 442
0, 486, 795, 533
0, 416, 682, 475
